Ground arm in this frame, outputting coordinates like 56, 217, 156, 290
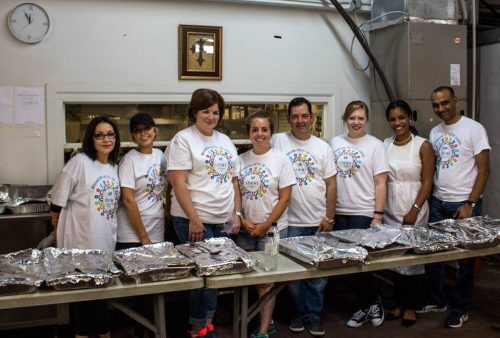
455, 149, 490, 219
121, 187, 152, 245
250, 185, 293, 238
402, 140, 435, 225
318, 175, 337, 232
372, 172, 388, 226
231, 177, 242, 234
169, 170, 205, 242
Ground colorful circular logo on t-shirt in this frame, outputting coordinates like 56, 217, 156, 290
334, 147, 363, 178
203, 146, 234, 183
93, 175, 120, 220
239, 164, 271, 200
287, 149, 317, 186
434, 134, 460, 170
146, 163, 166, 202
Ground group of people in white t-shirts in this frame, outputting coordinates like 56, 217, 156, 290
49, 86, 489, 338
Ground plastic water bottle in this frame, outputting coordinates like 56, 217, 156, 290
264, 229, 278, 272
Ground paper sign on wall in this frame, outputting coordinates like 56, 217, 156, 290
450, 64, 460, 86
14, 87, 45, 125
0, 86, 14, 124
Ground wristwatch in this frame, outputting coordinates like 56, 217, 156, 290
235, 211, 243, 218
324, 217, 335, 225
466, 200, 476, 208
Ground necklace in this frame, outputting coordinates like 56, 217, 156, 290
393, 133, 412, 145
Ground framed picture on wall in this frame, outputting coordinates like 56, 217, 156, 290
178, 25, 222, 80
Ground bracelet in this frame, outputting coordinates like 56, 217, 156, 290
324, 217, 335, 225
412, 203, 422, 212
373, 210, 384, 215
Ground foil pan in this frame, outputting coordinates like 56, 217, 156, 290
176, 237, 259, 276
279, 234, 368, 269
330, 225, 403, 249
0, 249, 45, 296
396, 225, 458, 254
43, 247, 121, 290
431, 217, 500, 250
113, 242, 195, 283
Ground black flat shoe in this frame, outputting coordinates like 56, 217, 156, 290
402, 318, 416, 327
386, 312, 402, 321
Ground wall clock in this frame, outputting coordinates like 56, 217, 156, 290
8, 3, 50, 44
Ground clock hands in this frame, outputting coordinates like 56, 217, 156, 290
24, 11, 32, 24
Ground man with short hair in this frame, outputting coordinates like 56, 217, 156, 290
272, 97, 337, 337
418, 86, 490, 328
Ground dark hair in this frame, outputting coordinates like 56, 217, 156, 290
432, 86, 456, 98
385, 100, 419, 135
343, 100, 369, 122
245, 110, 275, 135
287, 97, 312, 118
187, 88, 225, 124
81, 116, 121, 165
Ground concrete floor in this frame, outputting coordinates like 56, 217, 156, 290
1, 256, 498, 338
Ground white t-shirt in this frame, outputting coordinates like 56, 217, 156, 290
166, 126, 240, 223
117, 148, 167, 243
330, 134, 389, 217
238, 148, 296, 231
272, 132, 337, 227
51, 153, 120, 253
430, 116, 490, 202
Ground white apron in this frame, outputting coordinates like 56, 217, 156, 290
385, 135, 428, 275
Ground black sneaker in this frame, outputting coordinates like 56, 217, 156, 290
289, 316, 304, 333
305, 315, 325, 336
445, 310, 469, 328
346, 309, 368, 328
367, 302, 384, 326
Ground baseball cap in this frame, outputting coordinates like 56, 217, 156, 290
129, 112, 156, 133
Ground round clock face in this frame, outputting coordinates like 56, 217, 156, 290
8, 3, 50, 44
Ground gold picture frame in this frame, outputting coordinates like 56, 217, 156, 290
178, 25, 222, 80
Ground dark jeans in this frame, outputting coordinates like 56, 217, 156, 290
335, 215, 380, 309
172, 216, 225, 327
425, 196, 482, 314
287, 226, 328, 318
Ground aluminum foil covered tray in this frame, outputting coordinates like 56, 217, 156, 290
429, 217, 500, 250
0, 249, 45, 296
176, 238, 259, 276
279, 233, 368, 269
43, 247, 121, 290
329, 226, 410, 260
113, 242, 195, 283
396, 225, 458, 254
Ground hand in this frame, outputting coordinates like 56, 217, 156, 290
371, 218, 382, 226
139, 236, 153, 246
454, 204, 474, 219
24, 11, 32, 24
241, 218, 257, 233
251, 223, 270, 238
402, 209, 418, 226
318, 218, 334, 232
230, 214, 241, 235
189, 218, 205, 242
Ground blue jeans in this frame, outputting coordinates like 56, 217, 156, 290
235, 224, 285, 251
287, 226, 328, 318
425, 197, 482, 314
172, 216, 225, 327
334, 215, 380, 309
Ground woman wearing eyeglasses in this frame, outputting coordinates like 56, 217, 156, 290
50, 116, 121, 338
116, 112, 167, 249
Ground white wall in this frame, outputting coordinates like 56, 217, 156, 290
0, 0, 370, 184
478, 42, 500, 218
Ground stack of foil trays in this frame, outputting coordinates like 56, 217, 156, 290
176, 237, 259, 276
114, 242, 195, 283
43, 247, 121, 290
427, 217, 500, 250
330, 226, 411, 260
279, 233, 368, 268
0, 249, 45, 295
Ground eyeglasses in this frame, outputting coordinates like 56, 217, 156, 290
132, 126, 153, 134
94, 132, 116, 140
